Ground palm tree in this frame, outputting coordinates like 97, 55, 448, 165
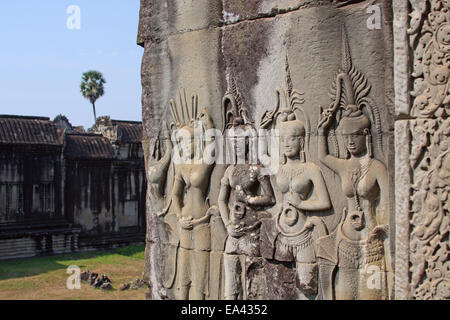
80, 71, 106, 124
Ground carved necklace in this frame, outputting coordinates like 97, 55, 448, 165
183, 165, 194, 188
279, 165, 304, 179
350, 155, 373, 214
231, 165, 258, 191
279, 165, 305, 195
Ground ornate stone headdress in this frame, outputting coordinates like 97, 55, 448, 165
222, 76, 257, 164
168, 89, 214, 161
169, 89, 199, 130
325, 25, 384, 159
260, 54, 310, 162
222, 76, 253, 131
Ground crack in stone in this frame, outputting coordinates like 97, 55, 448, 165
143, 0, 356, 45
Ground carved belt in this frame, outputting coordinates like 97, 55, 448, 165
226, 233, 260, 256
338, 237, 384, 269
278, 229, 313, 250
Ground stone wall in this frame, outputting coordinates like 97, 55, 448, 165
138, 0, 417, 300
139, 0, 450, 301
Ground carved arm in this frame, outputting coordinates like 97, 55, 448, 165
191, 213, 212, 227
246, 175, 276, 207
218, 170, 232, 227
170, 171, 185, 218
148, 137, 172, 184
317, 105, 346, 173
376, 161, 390, 226
375, 161, 393, 297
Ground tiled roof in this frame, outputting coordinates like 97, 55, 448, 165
64, 133, 114, 160
111, 120, 142, 143
0, 115, 61, 146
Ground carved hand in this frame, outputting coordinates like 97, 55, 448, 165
235, 185, 249, 202
317, 105, 335, 132
156, 210, 166, 218
227, 224, 245, 238
287, 200, 301, 210
246, 195, 257, 206
180, 217, 194, 230
369, 224, 389, 240
303, 219, 315, 231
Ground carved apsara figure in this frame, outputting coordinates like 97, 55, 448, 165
142, 124, 172, 297
316, 28, 392, 300
218, 80, 276, 299
260, 59, 332, 299
158, 91, 216, 300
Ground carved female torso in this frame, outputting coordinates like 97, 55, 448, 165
340, 158, 380, 201
277, 162, 313, 214
220, 164, 274, 254
337, 157, 387, 241
177, 163, 212, 220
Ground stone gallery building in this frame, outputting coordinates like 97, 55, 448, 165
0, 115, 146, 260
137, 0, 449, 300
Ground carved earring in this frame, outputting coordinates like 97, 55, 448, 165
279, 141, 287, 165
364, 129, 373, 158
300, 138, 306, 163
343, 138, 350, 159
281, 153, 287, 165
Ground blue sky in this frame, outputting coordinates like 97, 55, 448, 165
0, 1, 143, 129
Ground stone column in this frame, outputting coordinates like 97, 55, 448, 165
394, 0, 450, 300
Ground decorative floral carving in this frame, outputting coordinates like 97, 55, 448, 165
409, 118, 450, 300
408, 0, 450, 300
409, 0, 450, 118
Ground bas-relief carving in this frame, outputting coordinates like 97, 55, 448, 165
407, 0, 450, 300
409, 119, 450, 300
409, 0, 450, 119
316, 28, 392, 300
157, 91, 217, 300
259, 58, 332, 300
143, 123, 172, 297
218, 78, 275, 300
147, 28, 395, 300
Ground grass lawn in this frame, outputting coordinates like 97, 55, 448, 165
0, 245, 147, 300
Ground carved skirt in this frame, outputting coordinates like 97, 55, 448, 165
337, 236, 385, 270
275, 230, 316, 264
317, 223, 387, 300
225, 233, 260, 257
176, 222, 211, 295
179, 222, 211, 251
177, 247, 210, 295
335, 236, 387, 300
225, 207, 268, 257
